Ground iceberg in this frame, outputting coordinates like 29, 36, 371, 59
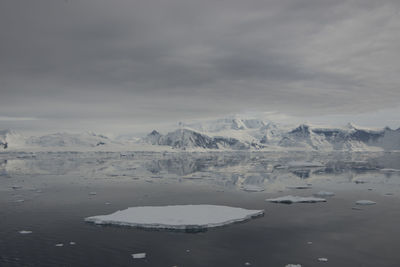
266, 195, 326, 204
85, 205, 263, 230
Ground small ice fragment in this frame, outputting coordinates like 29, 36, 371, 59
132, 253, 146, 259
307, 241, 313, 245
14, 199, 25, 203
354, 180, 367, 184
287, 185, 312, 189
12, 185, 22, 190
89, 192, 97, 195
69, 242, 76, 245
352, 207, 363, 210
356, 200, 376, 205
266, 195, 326, 204
105, 202, 111, 205
314, 191, 335, 197
55, 243, 64, 247
186, 249, 190, 253
285, 264, 302, 267
242, 185, 265, 192
318, 258, 328, 262
244, 262, 251, 266
18, 230, 32, 234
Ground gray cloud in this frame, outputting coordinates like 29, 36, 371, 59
1, 0, 400, 133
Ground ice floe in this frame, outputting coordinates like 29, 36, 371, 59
132, 253, 146, 259
287, 184, 312, 189
285, 264, 302, 267
242, 185, 265, 192
266, 195, 326, 204
314, 191, 335, 197
318, 257, 328, 262
55, 243, 64, 247
85, 205, 264, 230
355, 200, 376, 205
18, 230, 32, 234
287, 161, 324, 168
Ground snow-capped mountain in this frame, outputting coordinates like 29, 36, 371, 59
144, 128, 249, 150
0, 129, 26, 149
143, 117, 400, 151
26, 132, 113, 147
1, 116, 399, 151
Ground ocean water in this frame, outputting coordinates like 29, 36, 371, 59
1, 151, 400, 266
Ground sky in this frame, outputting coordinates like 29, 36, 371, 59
1, 0, 400, 135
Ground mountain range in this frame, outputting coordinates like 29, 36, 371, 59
1, 116, 399, 151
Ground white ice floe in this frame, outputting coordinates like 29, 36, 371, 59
55, 243, 64, 247
242, 185, 265, 192
314, 191, 335, 197
287, 161, 324, 168
266, 195, 326, 204
132, 253, 146, 259
85, 205, 264, 230
18, 230, 32, 234
285, 264, 302, 267
318, 257, 328, 262
355, 200, 376, 205
380, 168, 400, 172
69, 242, 76, 245
244, 262, 251, 266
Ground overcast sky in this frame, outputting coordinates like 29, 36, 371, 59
1, 0, 399, 134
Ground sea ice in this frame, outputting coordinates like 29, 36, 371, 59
287, 161, 324, 168
242, 185, 265, 192
55, 243, 64, 247
266, 195, 326, 204
132, 253, 146, 259
314, 191, 335, 197
318, 257, 328, 262
355, 200, 376, 205
18, 230, 32, 234
285, 264, 302, 267
287, 185, 312, 189
85, 205, 264, 230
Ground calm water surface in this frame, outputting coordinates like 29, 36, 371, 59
1, 151, 399, 266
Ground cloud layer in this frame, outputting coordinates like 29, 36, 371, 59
1, 0, 399, 133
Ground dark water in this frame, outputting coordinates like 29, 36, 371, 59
1, 151, 400, 266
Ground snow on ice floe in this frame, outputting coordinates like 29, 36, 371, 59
132, 253, 146, 259
285, 264, 302, 267
314, 191, 335, 197
241, 185, 265, 192
266, 195, 326, 204
355, 200, 376, 205
85, 205, 264, 230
